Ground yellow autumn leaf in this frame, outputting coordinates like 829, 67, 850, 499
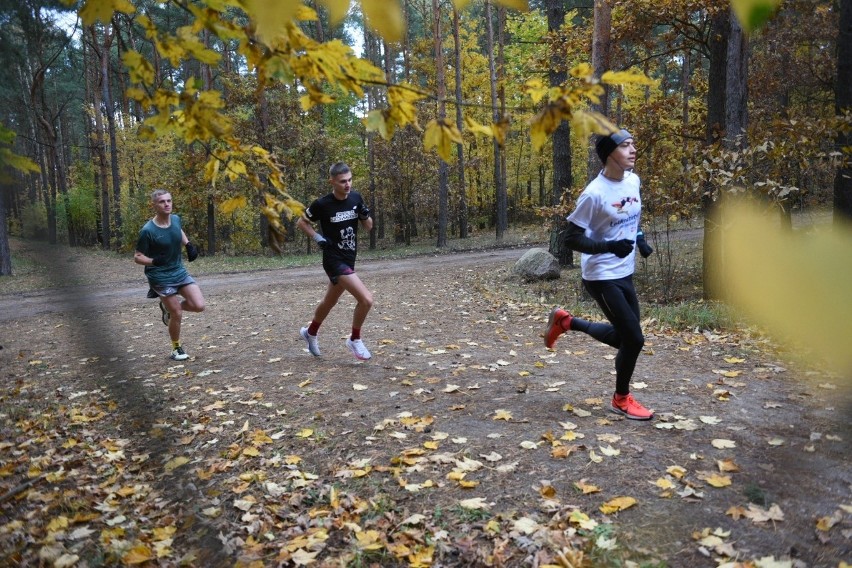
570, 109, 617, 143
408, 545, 435, 566
815, 512, 841, 531
320, 0, 349, 23
464, 116, 495, 138
355, 529, 383, 551
601, 69, 657, 86
122, 543, 154, 565
717, 458, 740, 472
243, 0, 300, 43
494, 0, 529, 9
241, 446, 260, 457
122, 50, 155, 86
667, 465, 687, 479
79, 0, 136, 26
459, 479, 479, 488
220, 195, 247, 215
730, 0, 782, 32
224, 159, 247, 181
711, 439, 737, 449
654, 478, 675, 490
529, 103, 563, 151
47, 516, 70, 532
493, 409, 512, 421
152, 526, 177, 540
523, 78, 548, 104
423, 118, 463, 162
704, 474, 732, 488
164, 456, 189, 473
574, 480, 600, 494
723, 202, 852, 378
599, 496, 637, 514
296, 428, 314, 438
361, 0, 404, 43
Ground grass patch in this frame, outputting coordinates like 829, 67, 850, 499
643, 300, 739, 331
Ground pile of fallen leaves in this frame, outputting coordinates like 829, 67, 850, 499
2, 259, 850, 567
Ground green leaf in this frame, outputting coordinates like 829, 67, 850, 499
730, 0, 782, 32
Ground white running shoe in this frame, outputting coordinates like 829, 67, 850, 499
346, 338, 371, 361
170, 346, 189, 361
300, 327, 321, 356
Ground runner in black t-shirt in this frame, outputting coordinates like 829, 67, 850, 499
296, 162, 374, 360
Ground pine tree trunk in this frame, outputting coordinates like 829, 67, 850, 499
452, 7, 468, 239
588, 0, 611, 180
434, 0, 449, 248
485, 1, 506, 240
0, 185, 11, 276
545, 0, 573, 266
100, 24, 122, 248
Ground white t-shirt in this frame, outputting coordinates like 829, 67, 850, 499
566, 171, 641, 281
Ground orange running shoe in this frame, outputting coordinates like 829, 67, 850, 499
543, 308, 572, 348
610, 393, 653, 420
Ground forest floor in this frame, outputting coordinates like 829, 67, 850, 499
0, 238, 849, 567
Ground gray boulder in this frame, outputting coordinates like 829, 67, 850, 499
513, 248, 560, 280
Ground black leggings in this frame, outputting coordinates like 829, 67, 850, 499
571, 275, 644, 395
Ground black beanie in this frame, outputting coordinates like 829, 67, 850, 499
595, 129, 633, 164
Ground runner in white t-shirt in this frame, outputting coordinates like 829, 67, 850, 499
543, 129, 655, 420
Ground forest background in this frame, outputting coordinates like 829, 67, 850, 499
0, 0, 848, 301
0, 1, 851, 567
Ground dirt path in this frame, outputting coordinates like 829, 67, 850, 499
0, 248, 525, 322
1, 246, 849, 566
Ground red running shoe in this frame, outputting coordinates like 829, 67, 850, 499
543, 308, 572, 349
610, 393, 654, 420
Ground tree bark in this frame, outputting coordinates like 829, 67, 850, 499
703, 8, 749, 301
89, 27, 111, 250
0, 182, 11, 276
702, 9, 730, 301
485, 1, 506, 240
100, 23, 122, 248
588, 0, 611, 180
434, 0, 449, 248
545, 0, 573, 266
834, 0, 852, 223
452, 7, 468, 239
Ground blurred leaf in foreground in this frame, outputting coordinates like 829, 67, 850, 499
722, 202, 852, 378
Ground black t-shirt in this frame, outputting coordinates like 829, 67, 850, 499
304, 191, 367, 266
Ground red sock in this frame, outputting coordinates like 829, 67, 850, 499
308, 321, 320, 335
350, 327, 361, 340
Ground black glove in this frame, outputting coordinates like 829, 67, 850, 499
636, 231, 653, 258
151, 252, 169, 266
185, 242, 199, 262
313, 234, 328, 250
358, 203, 371, 220
607, 239, 635, 258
